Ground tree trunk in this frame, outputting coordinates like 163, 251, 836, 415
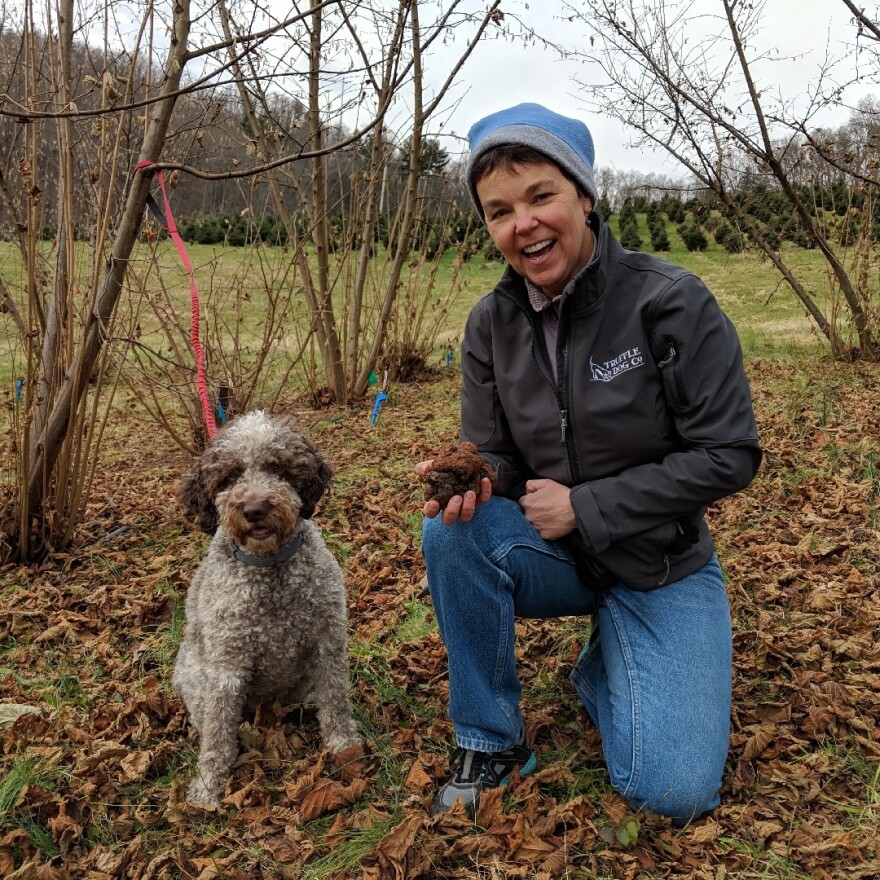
721, 0, 877, 358
217, 0, 323, 402
345, 4, 408, 389
309, 0, 345, 399
354, 0, 425, 398
24, 0, 193, 532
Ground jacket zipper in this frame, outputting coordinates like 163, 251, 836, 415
558, 301, 582, 484
657, 338, 689, 411
501, 290, 582, 485
657, 341, 676, 368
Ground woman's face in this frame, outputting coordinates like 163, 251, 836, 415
476, 160, 593, 299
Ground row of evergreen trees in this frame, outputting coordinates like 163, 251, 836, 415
602, 184, 878, 255
112, 179, 877, 257
614, 196, 708, 253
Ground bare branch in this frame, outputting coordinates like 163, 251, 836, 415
840, 0, 880, 41
563, 0, 878, 359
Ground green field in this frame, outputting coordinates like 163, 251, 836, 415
0, 218, 856, 394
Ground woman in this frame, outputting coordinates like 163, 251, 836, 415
417, 103, 762, 823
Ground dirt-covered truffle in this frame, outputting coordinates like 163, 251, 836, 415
421, 441, 498, 508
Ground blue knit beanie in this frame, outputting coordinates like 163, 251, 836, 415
466, 103, 597, 219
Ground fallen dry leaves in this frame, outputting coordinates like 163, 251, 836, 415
0, 358, 878, 879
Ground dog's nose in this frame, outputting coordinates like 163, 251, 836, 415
242, 502, 269, 523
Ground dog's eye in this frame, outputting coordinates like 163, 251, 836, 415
266, 461, 283, 475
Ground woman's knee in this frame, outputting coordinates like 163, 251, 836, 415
421, 496, 515, 559
608, 756, 722, 821
420, 511, 475, 562
420, 511, 445, 557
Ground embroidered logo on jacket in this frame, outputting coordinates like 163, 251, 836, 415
590, 347, 645, 382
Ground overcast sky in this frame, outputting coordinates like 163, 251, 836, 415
414, 0, 876, 177
88, 0, 876, 178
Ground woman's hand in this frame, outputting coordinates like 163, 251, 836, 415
519, 478, 577, 540
415, 459, 493, 524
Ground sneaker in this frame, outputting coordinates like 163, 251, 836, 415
430, 736, 536, 818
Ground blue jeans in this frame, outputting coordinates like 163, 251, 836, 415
422, 496, 732, 821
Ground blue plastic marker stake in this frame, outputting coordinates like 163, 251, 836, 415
370, 391, 388, 426
15, 378, 24, 403
216, 385, 232, 423
444, 350, 454, 366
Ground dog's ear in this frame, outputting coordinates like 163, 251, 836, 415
278, 421, 334, 519
297, 447, 333, 520
176, 459, 219, 534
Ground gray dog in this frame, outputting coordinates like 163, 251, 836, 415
172, 411, 361, 805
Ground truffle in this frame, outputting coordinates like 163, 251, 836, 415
421, 442, 497, 508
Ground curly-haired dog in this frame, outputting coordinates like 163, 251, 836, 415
172, 411, 362, 805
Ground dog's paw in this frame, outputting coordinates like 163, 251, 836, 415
331, 734, 364, 754
323, 726, 363, 754
186, 778, 222, 808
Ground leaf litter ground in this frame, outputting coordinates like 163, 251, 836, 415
0, 358, 878, 880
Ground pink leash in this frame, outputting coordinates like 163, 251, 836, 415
135, 161, 217, 439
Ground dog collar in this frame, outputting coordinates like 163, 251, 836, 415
229, 530, 305, 567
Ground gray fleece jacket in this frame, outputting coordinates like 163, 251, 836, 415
460, 214, 762, 590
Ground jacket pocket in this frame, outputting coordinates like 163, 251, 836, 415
656, 337, 690, 414
594, 516, 712, 590
593, 519, 679, 584
666, 515, 701, 555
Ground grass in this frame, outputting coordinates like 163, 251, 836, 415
349, 638, 433, 726
393, 599, 435, 643
1, 646, 96, 710
0, 760, 46, 824
862, 451, 880, 516
138, 580, 187, 683
0, 222, 843, 390
300, 816, 399, 880
0, 758, 65, 856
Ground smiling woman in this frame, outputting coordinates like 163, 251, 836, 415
415, 102, 763, 824
465, 104, 599, 301
476, 162, 594, 298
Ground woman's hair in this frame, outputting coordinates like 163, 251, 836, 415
470, 143, 588, 199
